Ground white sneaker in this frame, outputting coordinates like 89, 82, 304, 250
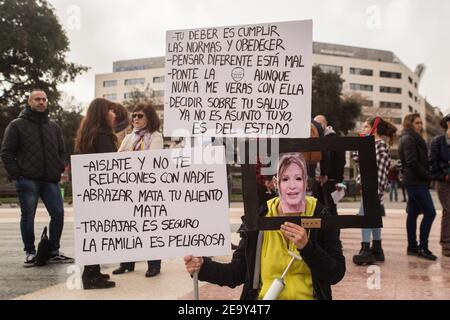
23, 253, 36, 268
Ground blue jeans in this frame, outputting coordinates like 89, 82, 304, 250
15, 177, 64, 254
389, 181, 398, 202
358, 203, 382, 243
405, 186, 436, 250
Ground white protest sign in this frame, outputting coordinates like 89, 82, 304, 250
71, 146, 231, 266
164, 20, 312, 138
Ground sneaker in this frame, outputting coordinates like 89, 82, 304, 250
47, 252, 74, 264
417, 248, 437, 261
23, 253, 36, 268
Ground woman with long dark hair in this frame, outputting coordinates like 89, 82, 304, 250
399, 113, 437, 260
353, 117, 397, 265
74, 98, 117, 289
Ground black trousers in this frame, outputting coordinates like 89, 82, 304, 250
120, 260, 161, 270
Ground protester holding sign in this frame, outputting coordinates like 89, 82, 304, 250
74, 98, 118, 289
113, 102, 164, 277
184, 153, 345, 300
352, 117, 397, 265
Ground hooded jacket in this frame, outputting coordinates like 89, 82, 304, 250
1, 107, 65, 183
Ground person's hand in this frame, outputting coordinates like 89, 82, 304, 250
319, 175, 328, 186
184, 255, 204, 274
280, 222, 309, 250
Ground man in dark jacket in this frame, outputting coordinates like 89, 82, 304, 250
1, 89, 74, 267
314, 115, 346, 216
398, 113, 437, 261
430, 114, 450, 256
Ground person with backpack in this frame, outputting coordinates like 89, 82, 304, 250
352, 117, 397, 265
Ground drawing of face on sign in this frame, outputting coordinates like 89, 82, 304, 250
231, 67, 245, 82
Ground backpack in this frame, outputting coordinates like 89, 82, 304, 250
35, 227, 50, 266
302, 123, 322, 165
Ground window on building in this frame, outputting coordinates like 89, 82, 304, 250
350, 83, 373, 91
393, 118, 402, 125
408, 91, 413, 99
414, 82, 418, 89
350, 67, 373, 76
103, 80, 117, 87
153, 90, 164, 97
153, 76, 165, 83
380, 71, 402, 79
380, 101, 402, 109
414, 96, 418, 102
380, 86, 402, 94
362, 100, 374, 107
408, 76, 413, 84
124, 78, 145, 86
103, 93, 117, 101
124, 92, 134, 100
317, 64, 343, 74
408, 105, 413, 112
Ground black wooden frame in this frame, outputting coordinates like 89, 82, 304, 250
239, 136, 382, 231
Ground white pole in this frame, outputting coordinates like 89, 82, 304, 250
193, 271, 199, 300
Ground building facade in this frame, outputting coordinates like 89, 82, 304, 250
95, 42, 438, 146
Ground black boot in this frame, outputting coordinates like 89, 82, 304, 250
83, 275, 116, 290
83, 265, 115, 289
112, 262, 135, 275
353, 242, 376, 265
98, 272, 110, 280
371, 240, 385, 262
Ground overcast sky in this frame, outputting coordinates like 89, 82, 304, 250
48, 0, 450, 114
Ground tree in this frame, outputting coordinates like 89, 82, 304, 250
0, 0, 88, 141
52, 94, 84, 161
311, 66, 362, 135
121, 85, 156, 111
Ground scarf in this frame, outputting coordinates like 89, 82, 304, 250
132, 127, 151, 151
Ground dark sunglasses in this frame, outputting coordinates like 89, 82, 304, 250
132, 113, 144, 119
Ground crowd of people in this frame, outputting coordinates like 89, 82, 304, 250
1, 88, 449, 299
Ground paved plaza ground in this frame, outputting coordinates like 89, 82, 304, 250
0, 193, 448, 300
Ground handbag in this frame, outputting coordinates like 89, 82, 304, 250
35, 227, 50, 266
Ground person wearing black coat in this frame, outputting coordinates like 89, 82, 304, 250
1, 89, 73, 267
184, 153, 345, 300
398, 113, 437, 260
74, 98, 118, 289
430, 114, 450, 256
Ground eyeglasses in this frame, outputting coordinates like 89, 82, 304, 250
132, 113, 144, 119
34, 98, 47, 102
